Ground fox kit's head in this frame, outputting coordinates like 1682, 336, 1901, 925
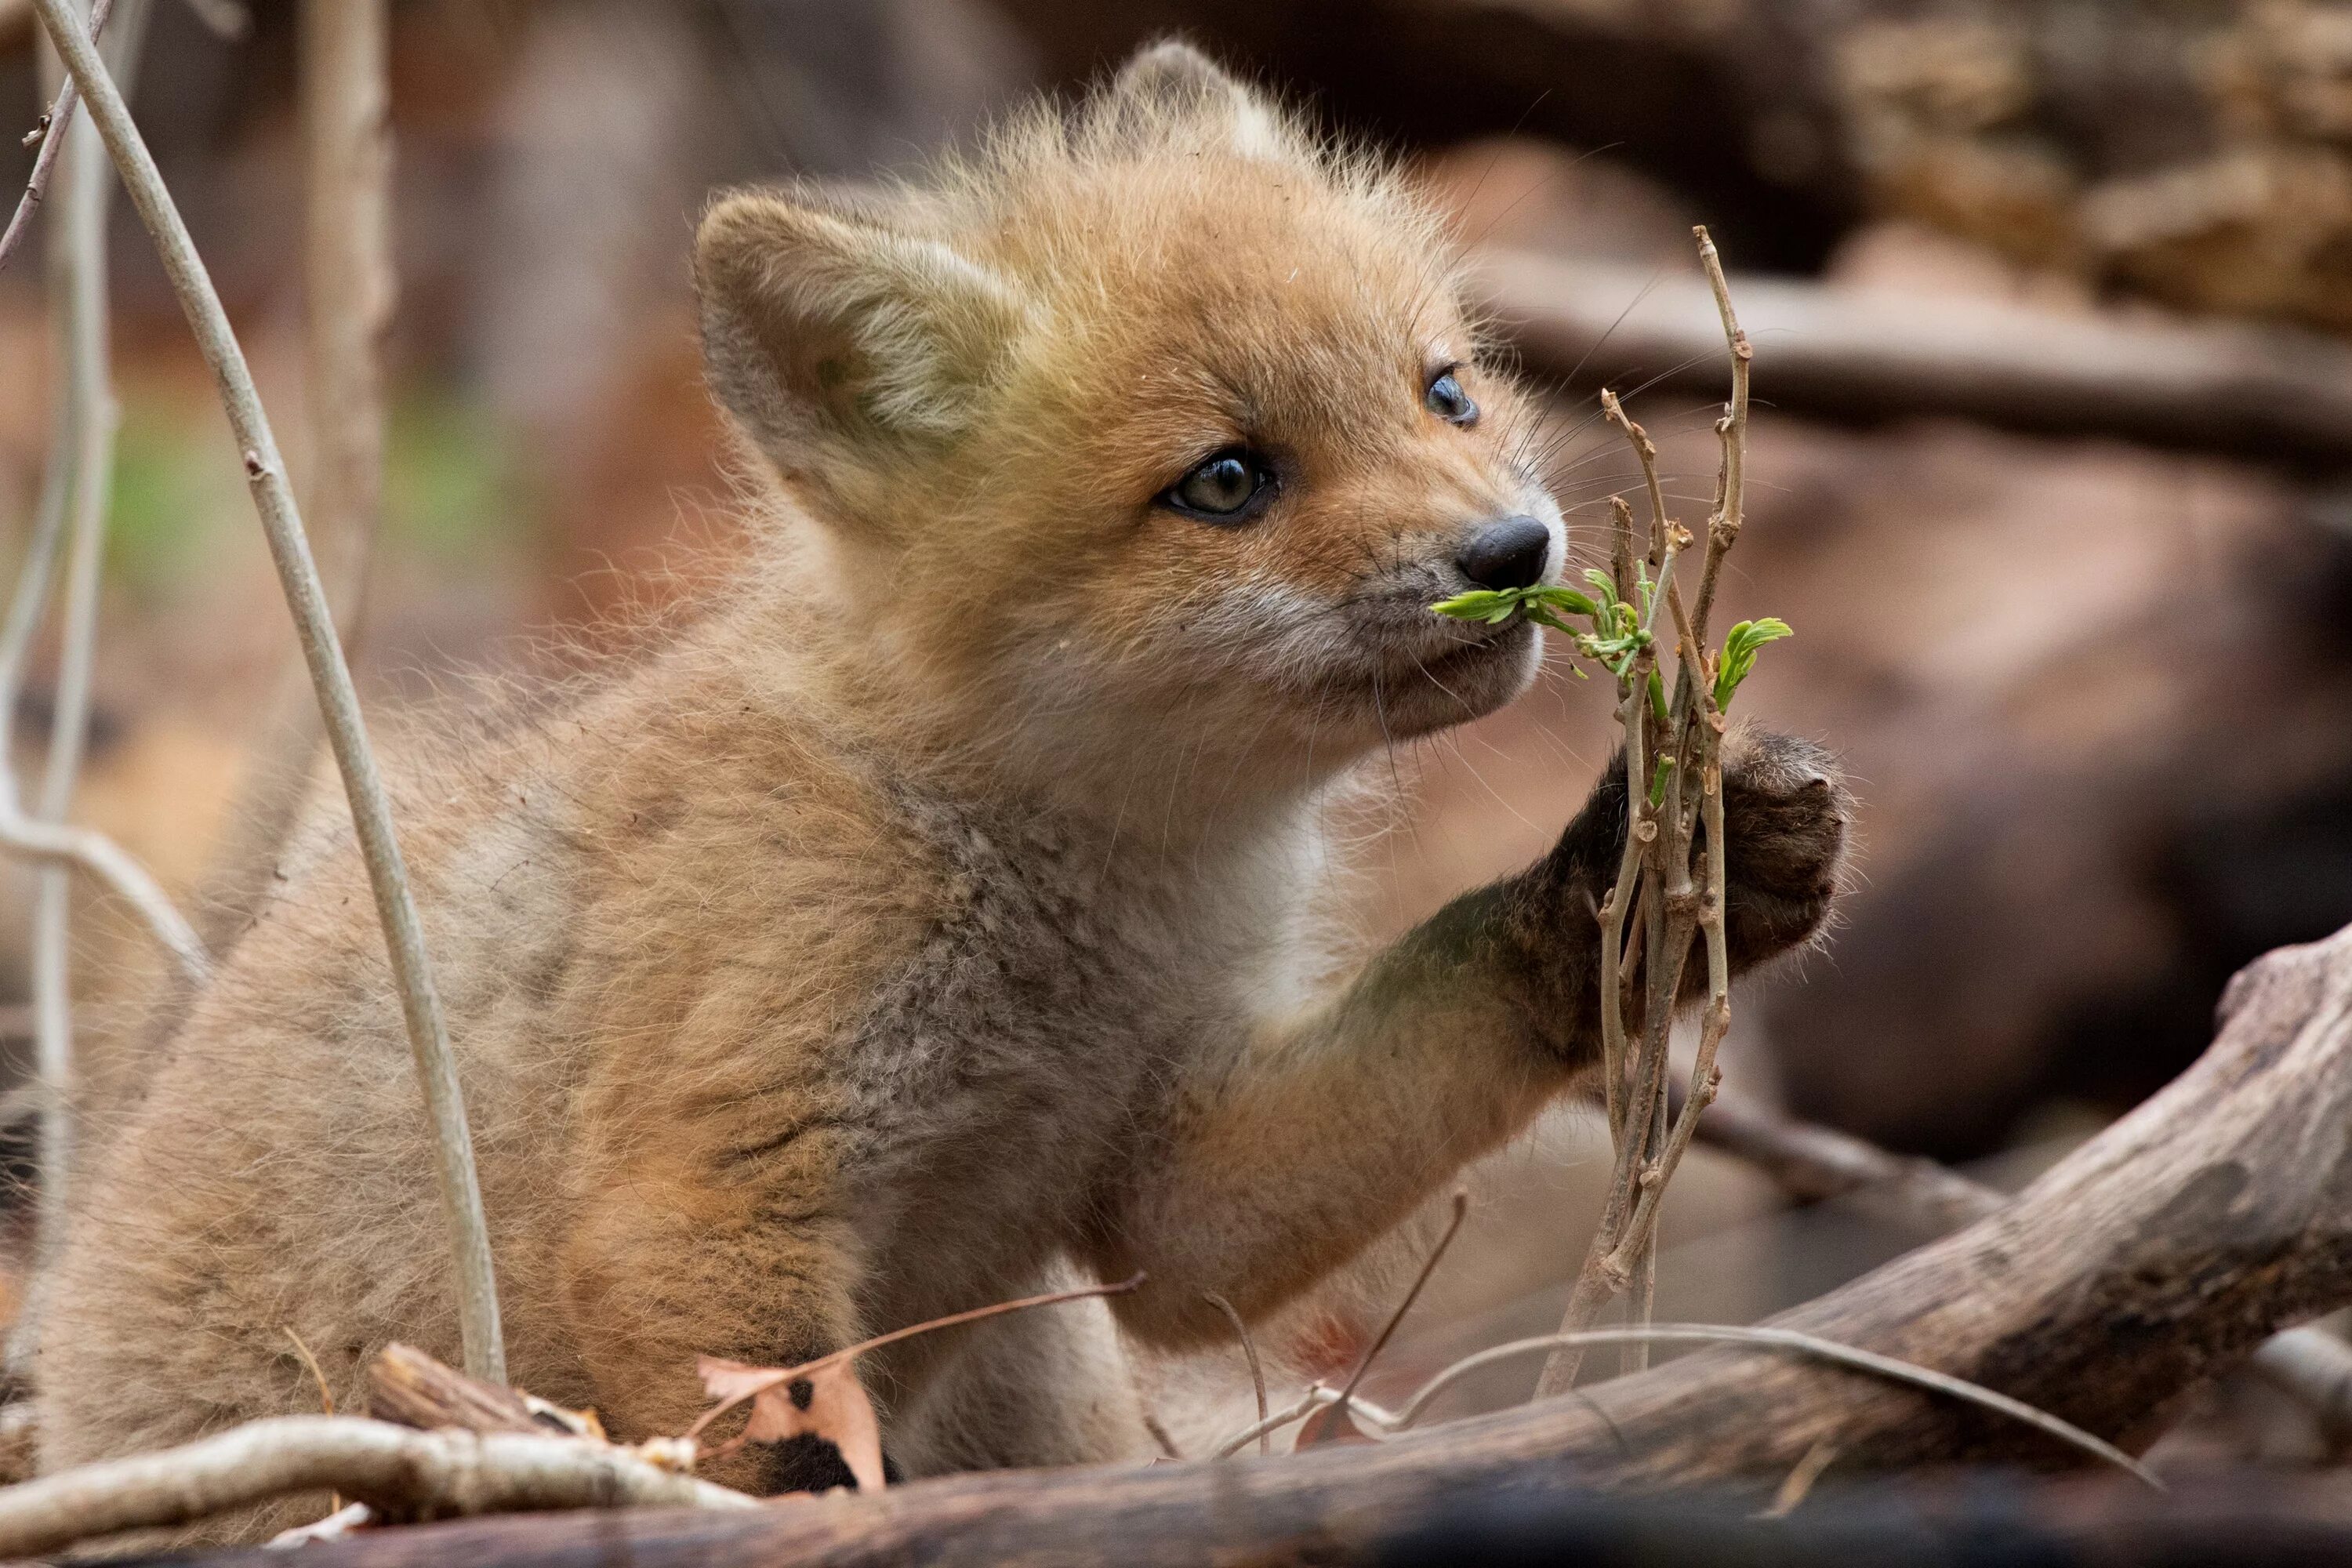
697, 42, 1563, 804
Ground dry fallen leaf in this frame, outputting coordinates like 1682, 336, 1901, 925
683, 1272, 1145, 1493
693, 1356, 885, 1493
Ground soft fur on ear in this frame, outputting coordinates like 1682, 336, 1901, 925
694, 191, 1032, 468
1090, 38, 1292, 160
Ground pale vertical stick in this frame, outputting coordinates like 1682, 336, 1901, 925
27, 0, 111, 1269
197, 0, 394, 946
0, 5, 199, 985
30, 0, 506, 1382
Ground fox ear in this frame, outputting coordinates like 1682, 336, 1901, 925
1097, 39, 1290, 159
694, 191, 1030, 469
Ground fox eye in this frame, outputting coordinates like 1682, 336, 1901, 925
1162, 448, 1274, 523
1425, 369, 1477, 426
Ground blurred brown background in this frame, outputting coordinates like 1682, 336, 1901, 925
3, 0, 2350, 1449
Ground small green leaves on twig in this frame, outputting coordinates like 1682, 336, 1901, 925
1431, 569, 1659, 681
1713, 617, 1793, 713
1429, 585, 1584, 626
1432, 576, 1788, 714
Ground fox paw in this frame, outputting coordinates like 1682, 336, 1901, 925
1715, 728, 1849, 971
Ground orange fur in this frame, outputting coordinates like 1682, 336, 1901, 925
27, 42, 1843, 1541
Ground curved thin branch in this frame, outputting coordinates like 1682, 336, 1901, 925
194, 0, 394, 948
29, 0, 504, 1381
1400, 1324, 2160, 1490
1209, 1385, 1405, 1460
0, 811, 206, 982
30, 0, 117, 1265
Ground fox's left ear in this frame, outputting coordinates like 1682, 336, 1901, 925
1095, 39, 1291, 160
694, 191, 1031, 480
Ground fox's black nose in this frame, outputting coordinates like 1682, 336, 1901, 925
1455, 515, 1552, 591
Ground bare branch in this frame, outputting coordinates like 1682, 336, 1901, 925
0, 0, 111, 277
27, 0, 504, 1382
196, 0, 393, 946
0, 1416, 756, 1559
0, 815, 205, 978
26, 0, 114, 1274
1297, 1192, 1468, 1445
1691, 225, 1748, 635
0, 0, 201, 1003
1538, 229, 1751, 1400
1686, 1090, 1999, 1233
1203, 1292, 1270, 1457
1399, 1323, 2158, 1488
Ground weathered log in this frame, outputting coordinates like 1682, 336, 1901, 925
996, 0, 2352, 333
1474, 246, 2352, 466
1687, 1079, 2352, 1453
144, 1473, 2352, 1568
148, 923, 2352, 1566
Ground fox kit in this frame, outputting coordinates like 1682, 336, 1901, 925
34, 41, 1843, 1523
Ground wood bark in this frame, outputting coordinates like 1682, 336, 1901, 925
997, 0, 2352, 332
1687, 1079, 2352, 1454
151, 1474, 2352, 1568
157, 921, 2352, 1566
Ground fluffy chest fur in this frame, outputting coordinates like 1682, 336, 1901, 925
539, 675, 1311, 1341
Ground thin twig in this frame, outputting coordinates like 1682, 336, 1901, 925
1691, 224, 1748, 637
1537, 227, 1752, 1399
1405, 1324, 2161, 1489
1208, 1384, 1405, 1459
1202, 1292, 1269, 1457
1594, 659, 1646, 1144
684, 1272, 1144, 1442
196, 0, 393, 946
1307, 1192, 1468, 1440
27, 0, 112, 1274
0, 816, 205, 979
0, 6, 202, 993
30, 0, 504, 1381
0, 0, 111, 277
0, 1415, 756, 1559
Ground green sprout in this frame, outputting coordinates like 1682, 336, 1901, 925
1431, 574, 1657, 681
1712, 617, 1794, 713
1432, 587, 1792, 716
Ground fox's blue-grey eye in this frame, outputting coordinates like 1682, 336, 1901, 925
1163, 448, 1273, 522
1426, 370, 1476, 426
